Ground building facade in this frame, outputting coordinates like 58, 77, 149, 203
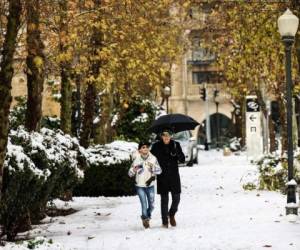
168, 2, 235, 147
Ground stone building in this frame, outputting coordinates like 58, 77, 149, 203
167, 2, 235, 147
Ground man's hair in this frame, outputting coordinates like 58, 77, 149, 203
161, 128, 173, 136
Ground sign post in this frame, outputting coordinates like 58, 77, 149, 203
246, 96, 263, 159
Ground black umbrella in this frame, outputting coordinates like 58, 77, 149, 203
148, 113, 199, 134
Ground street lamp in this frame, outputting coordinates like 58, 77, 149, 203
278, 8, 299, 216
163, 86, 171, 114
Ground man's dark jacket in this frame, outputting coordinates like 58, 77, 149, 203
151, 139, 185, 194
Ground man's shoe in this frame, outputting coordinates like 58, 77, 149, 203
162, 223, 168, 228
169, 215, 176, 227
142, 219, 150, 229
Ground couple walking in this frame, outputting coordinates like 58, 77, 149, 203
128, 128, 185, 229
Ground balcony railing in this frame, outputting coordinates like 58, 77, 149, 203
187, 48, 216, 65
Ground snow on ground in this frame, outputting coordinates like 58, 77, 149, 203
5, 150, 300, 250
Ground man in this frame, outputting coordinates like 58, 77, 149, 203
150, 129, 185, 228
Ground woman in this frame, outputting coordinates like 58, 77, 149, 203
128, 141, 161, 228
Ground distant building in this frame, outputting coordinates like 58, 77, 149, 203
167, 2, 235, 147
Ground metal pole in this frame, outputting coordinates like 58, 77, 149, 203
205, 84, 211, 148
166, 96, 169, 114
284, 36, 297, 215
216, 101, 219, 148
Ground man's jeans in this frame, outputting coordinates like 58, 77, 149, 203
161, 192, 180, 224
136, 186, 155, 220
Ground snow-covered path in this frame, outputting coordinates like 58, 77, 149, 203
7, 151, 300, 250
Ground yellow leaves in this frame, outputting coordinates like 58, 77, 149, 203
98, 47, 111, 61
41, 0, 184, 102
53, 15, 60, 24
209, 2, 289, 97
56, 50, 72, 63
294, 84, 300, 95
123, 102, 129, 109
79, 55, 87, 63
138, 16, 147, 26
33, 56, 44, 68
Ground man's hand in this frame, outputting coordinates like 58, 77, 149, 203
145, 176, 155, 186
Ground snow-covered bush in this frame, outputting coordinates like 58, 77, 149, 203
3, 236, 64, 250
9, 96, 26, 130
254, 153, 300, 193
41, 116, 61, 130
9, 96, 61, 131
241, 168, 259, 191
114, 97, 159, 142
0, 142, 49, 240
0, 127, 84, 240
1, 127, 139, 240
74, 141, 137, 197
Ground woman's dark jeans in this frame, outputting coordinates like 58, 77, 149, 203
160, 192, 180, 224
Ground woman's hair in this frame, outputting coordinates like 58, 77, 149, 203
138, 141, 150, 150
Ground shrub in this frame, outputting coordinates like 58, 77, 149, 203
0, 143, 49, 240
9, 96, 61, 131
254, 153, 300, 193
9, 96, 26, 130
0, 127, 84, 240
41, 116, 61, 130
114, 97, 160, 142
74, 160, 135, 197
3, 236, 62, 250
74, 142, 137, 196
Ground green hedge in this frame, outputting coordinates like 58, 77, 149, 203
74, 159, 135, 197
1, 127, 83, 240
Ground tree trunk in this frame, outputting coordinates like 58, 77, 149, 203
79, 10, 102, 147
89, 0, 108, 144
25, 0, 45, 132
59, 0, 72, 134
234, 98, 245, 147
279, 97, 287, 154
94, 89, 113, 144
0, 0, 22, 197
269, 118, 276, 153
71, 73, 81, 137
80, 83, 96, 148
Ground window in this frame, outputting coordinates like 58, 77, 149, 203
172, 131, 191, 141
192, 72, 208, 85
189, 4, 212, 20
192, 71, 220, 85
192, 48, 215, 61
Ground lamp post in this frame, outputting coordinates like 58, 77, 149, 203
278, 9, 299, 216
163, 86, 171, 114
214, 89, 220, 148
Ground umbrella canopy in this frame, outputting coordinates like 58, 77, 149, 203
148, 113, 199, 134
